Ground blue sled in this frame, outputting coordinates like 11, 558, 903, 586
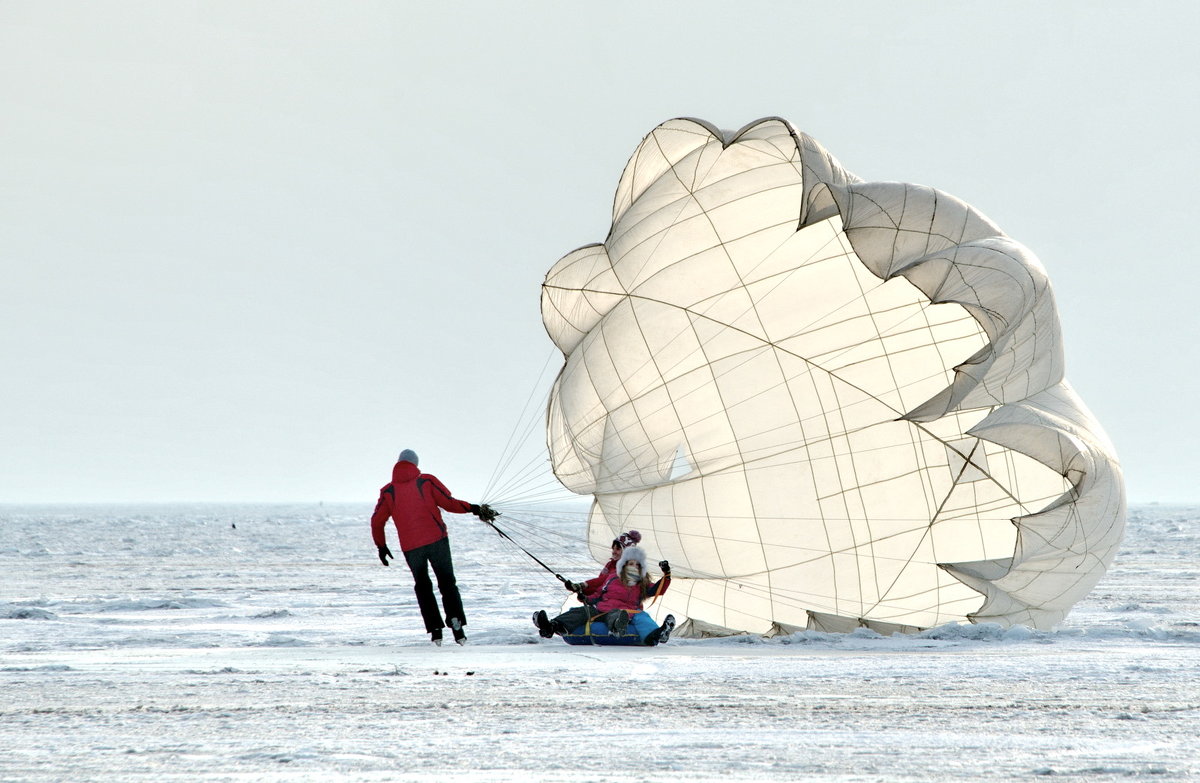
561, 621, 647, 646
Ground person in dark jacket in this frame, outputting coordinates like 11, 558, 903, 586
370, 449, 495, 646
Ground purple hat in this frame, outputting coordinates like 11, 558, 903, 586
614, 530, 642, 548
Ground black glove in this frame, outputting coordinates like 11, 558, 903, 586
378, 545, 393, 566
563, 581, 577, 592
659, 560, 671, 575
469, 503, 498, 522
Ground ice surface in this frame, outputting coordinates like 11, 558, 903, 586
1, 503, 1197, 781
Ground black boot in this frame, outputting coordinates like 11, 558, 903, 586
532, 610, 554, 639
645, 614, 676, 646
449, 617, 466, 645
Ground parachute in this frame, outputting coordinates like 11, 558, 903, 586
540, 117, 1125, 634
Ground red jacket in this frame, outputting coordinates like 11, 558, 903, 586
579, 559, 618, 598
593, 573, 670, 613
371, 461, 473, 552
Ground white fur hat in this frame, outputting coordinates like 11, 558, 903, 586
616, 546, 648, 575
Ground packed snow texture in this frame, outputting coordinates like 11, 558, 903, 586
1, 503, 1197, 782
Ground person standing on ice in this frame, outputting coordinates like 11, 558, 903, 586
371, 449, 496, 646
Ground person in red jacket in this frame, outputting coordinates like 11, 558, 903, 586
371, 449, 495, 646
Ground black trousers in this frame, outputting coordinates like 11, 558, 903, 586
552, 605, 626, 633
403, 537, 465, 633
552, 605, 599, 633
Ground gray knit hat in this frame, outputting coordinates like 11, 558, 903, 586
398, 449, 419, 466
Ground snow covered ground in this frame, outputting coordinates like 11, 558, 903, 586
2, 502, 1197, 781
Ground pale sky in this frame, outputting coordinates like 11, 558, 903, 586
2, 1, 1196, 504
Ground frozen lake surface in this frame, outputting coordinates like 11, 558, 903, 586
2, 502, 1198, 781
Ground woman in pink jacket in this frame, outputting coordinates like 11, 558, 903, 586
534, 546, 675, 645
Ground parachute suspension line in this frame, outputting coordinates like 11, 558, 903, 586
473, 345, 587, 511
486, 455, 583, 508
483, 397, 581, 507
486, 516, 597, 585
490, 510, 590, 546
486, 447, 571, 507
480, 515, 572, 585
492, 486, 584, 510
483, 348, 559, 502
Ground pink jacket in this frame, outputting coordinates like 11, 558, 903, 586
593, 573, 670, 613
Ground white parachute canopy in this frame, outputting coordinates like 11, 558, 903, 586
541, 117, 1125, 634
